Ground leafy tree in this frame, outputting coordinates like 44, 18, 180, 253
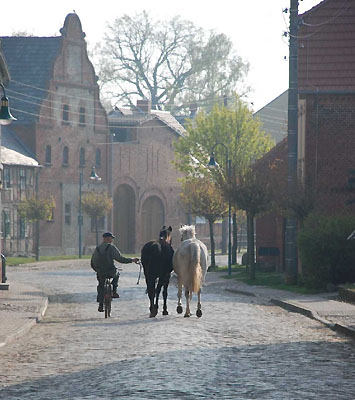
17, 195, 56, 260
81, 191, 113, 246
180, 177, 228, 268
174, 97, 274, 182
226, 168, 275, 280
95, 11, 249, 114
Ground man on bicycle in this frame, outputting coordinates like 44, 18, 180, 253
91, 232, 139, 312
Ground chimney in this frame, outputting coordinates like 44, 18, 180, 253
137, 99, 151, 114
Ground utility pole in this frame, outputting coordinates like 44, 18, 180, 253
285, 0, 299, 284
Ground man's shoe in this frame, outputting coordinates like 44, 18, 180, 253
98, 304, 104, 312
112, 292, 120, 299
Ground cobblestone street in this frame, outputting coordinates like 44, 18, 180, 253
0, 260, 354, 399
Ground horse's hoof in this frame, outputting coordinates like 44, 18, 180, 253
177, 305, 183, 314
162, 310, 169, 316
184, 313, 191, 318
196, 309, 202, 318
149, 313, 156, 318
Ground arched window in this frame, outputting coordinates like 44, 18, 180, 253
63, 146, 69, 165
95, 149, 101, 168
79, 147, 85, 167
62, 104, 69, 122
45, 145, 52, 164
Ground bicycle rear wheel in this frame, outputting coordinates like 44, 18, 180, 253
104, 280, 112, 318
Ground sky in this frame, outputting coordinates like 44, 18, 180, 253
1, 0, 322, 111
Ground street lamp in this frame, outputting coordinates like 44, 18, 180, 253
208, 143, 232, 276
0, 83, 17, 125
78, 166, 101, 258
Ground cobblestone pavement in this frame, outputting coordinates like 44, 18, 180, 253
0, 260, 355, 399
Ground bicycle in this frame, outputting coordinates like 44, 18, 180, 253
103, 277, 113, 318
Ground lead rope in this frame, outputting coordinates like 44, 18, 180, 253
137, 261, 143, 285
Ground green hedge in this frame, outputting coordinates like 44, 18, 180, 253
298, 213, 355, 288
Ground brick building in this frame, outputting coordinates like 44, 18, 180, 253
256, 0, 355, 271
1, 13, 109, 255
108, 100, 188, 252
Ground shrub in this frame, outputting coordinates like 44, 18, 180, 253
298, 213, 355, 288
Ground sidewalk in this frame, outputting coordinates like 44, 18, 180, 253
0, 281, 48, 348
212, 254, 355, 338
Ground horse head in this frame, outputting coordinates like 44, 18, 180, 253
159, 226, 173, 244
179, 225, 196, 241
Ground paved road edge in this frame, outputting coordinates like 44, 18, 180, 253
270, 298, 355, 339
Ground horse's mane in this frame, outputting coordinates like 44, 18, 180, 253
179, 225, 196, 239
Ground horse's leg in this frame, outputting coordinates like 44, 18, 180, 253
184, 287, 191, 317
196, 288, 202, 318
162, 276, 169, 315
155, 278, 163, 312
177, 277, 183, 314
147, 279, 158, 318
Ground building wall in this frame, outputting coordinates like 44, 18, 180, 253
111, 118, 187, 252
34, 14, 109, 255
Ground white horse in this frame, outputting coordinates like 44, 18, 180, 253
173, 225, 208, 317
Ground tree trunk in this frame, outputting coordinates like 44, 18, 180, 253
247, 213, 255, 280
95, 217, 99, 247
208, 219, 216, 268
232, 212, 237, 264
35, 220, 40, 261
238, 224, 243, 253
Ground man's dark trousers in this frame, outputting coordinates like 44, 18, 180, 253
96, 269, 120, 303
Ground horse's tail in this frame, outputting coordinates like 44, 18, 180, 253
190, 243, 203, 293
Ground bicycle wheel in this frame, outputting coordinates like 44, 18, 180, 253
104, 280, 112, 318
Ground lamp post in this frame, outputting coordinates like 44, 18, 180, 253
208, 143, 232, 276
0, 83, 17, 125
0, 82, 15, 288
78, 166, 101, 258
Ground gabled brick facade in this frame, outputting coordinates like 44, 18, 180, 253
2, 14, 109, 255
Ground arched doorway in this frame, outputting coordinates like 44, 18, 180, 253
142, 196, 165, 244
113, 185, 136, 253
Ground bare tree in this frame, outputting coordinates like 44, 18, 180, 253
95, 11, 249, 114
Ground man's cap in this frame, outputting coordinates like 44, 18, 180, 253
103, 232, 115, 238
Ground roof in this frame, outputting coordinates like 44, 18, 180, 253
1, 146, 39, 167
108, 107, 186, 136
1, 36, 62, 124
254, 90, 288, 144
298, 0, 355, 91
1, 125, 37, 160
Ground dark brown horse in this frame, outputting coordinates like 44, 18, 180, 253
141, 226, 174, 318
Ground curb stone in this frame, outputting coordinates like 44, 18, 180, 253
0, 296, 48, 348
270, 298, 355, 339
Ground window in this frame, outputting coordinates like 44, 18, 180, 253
45, 145, 52, 165
2, 211, 10, 238
63, 146, 69, 165
20, 168, 26, 190
79, 107, 86, 125
95, 149, 101, 168
62, 104, 69, 123
19, 217, 26, 239
112, 128, 130, 142
91, 216, 105, 232
79, 148, 85, 167
64, 202, 71, 225
4, 167, 10, 189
